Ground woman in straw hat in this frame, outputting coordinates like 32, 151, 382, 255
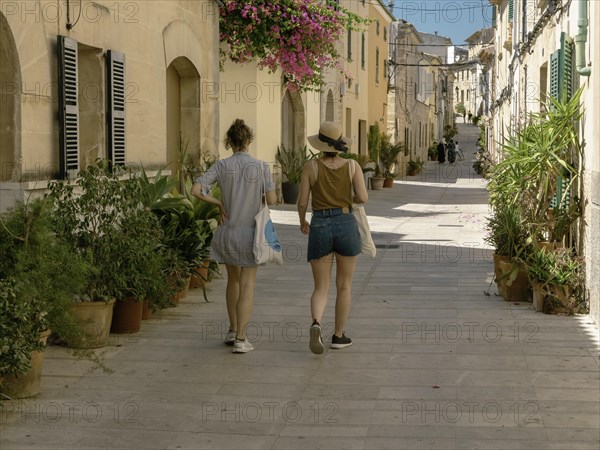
298, 121, 368, 354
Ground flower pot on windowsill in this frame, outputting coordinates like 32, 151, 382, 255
2, 330, 51, 399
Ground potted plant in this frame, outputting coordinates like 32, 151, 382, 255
138, 168, 216, 303
367, 123, 385, 189
0, 198, 89, 397
0, 278, 49, 399
406, 158, 424, 176
48, 161, 168, 341
524, 245, 555, 312
428, 142, 439, 161
485, 204, 530, 301
379, 135, 403, 187
543, 248, 583, 314
276, 144, 309, 203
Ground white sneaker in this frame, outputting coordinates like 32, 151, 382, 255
232, 339, 254, 353
224, 330, 236, 346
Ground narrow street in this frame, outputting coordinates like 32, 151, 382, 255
1, 123, 599, 449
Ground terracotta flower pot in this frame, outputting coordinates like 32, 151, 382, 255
111, 296, 143, 334
68, 299, 115, 348
383, 178, 394, 188
142, 299, 153, 320
532, 283, 546, 312
2, 330, 51, 398
189, 262, 210, 289
370, 177, 385, 190
498, 260, 531, 302
493, 253, 509, 298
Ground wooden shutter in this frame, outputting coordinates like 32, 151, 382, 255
549, 49, 560, 100
549, 33, 574, 102
508, 0, 514, 21
347, 29, 352, 61
549, 33, 575, 209
58, 36, 79, 179
106, 50, 126, 167
560, 32, 574, 101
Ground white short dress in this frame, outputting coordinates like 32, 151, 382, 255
196, 152, 275, 267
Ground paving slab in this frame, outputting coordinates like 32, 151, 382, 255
1, 124, 598, 449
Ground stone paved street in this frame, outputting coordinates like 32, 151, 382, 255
1, 124, 599, 449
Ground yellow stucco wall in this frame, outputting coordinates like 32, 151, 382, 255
0, 0, 220, 182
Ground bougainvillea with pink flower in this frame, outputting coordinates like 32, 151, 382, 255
219, 0, 368, 90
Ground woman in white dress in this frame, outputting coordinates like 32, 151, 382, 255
192, 119, 276, 353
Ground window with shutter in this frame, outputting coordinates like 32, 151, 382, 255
549, 32, 574, 102
107, 50, 126, 167
560, 32, 574, 101
58, 35, 79, 179
508, 0, 514, 21
361, 33, 365, 69
548, 32, 575, 210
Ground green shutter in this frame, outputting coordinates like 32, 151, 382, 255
549, 33, 574, 102
492, 6, 497, 28
361, 33, 365, 69
560, 32, 574, 101
549, 49, 560, 100
508, 0, 514, 21
549, 33, 575, 210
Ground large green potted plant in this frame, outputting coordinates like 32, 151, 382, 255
485, 204, 530, 301
48, 161, 167, 342
0, 198, 89, 397
379, 135, 403, 187
367, 124, 385, 189
276, 144, 309, 203
0, 279, 48, 399
138, 168, 217, 304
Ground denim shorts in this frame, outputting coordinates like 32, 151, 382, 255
307, 208, 361, 261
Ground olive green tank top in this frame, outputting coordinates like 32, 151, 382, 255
311, 159, 353, 211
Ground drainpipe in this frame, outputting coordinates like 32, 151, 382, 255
576, 0, 592, 76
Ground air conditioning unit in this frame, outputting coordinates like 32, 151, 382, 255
355, 83, 360, 95
340, 84, 346, 97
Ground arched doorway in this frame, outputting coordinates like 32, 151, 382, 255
166, 57, 200, 176
281, 88, 305, 150
0, 14, 21, 181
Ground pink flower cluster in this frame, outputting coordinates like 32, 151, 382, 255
219, 0, 362, 90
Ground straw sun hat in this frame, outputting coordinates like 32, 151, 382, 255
307, 121, 350, 153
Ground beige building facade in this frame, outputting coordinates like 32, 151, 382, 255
0, 0, 220, 210
367, 0, 394, 144
388, 20, 454, 173
488, 0, 600, 324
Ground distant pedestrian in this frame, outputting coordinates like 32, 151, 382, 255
298, 121, 368, 354
437, 139, 446, 164
191, 119, 277, 354
448, 140, 456, 164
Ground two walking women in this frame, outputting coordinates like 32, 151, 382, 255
192, 120, 367, 355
